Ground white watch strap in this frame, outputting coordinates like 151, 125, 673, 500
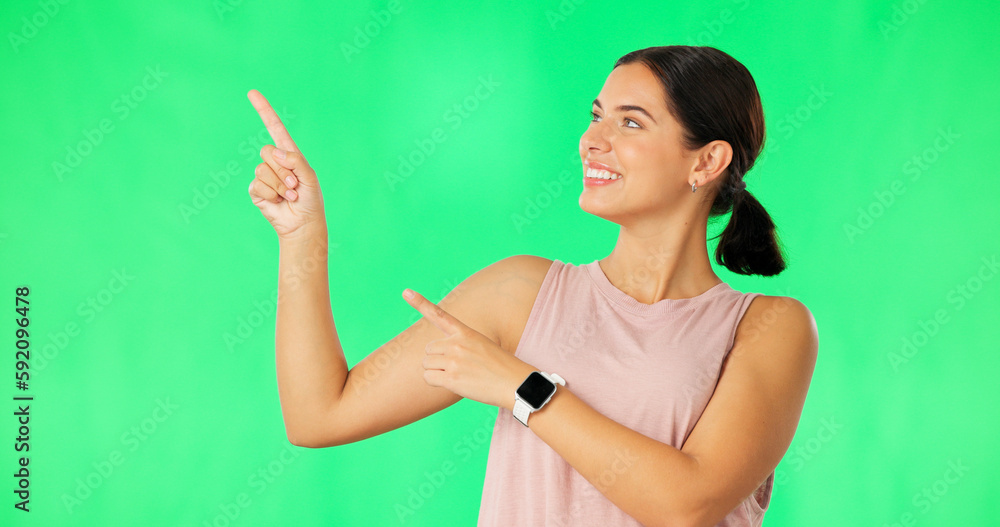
541, 372, 566, 386
513, 399, 532, 426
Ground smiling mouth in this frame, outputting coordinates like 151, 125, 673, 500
585, 167, 622, 180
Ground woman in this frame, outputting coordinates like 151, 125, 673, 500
247, 45, 818, 527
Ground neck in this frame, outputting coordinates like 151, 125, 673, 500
598, 207, 721, 305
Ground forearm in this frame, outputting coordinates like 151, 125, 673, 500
508, 387, 703, 527
275, 222, 347, 443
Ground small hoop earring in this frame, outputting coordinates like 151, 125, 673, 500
691, 182, 698, 193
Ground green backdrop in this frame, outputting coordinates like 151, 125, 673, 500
3, 0, 997, 525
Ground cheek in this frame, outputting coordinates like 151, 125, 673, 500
619, 140, 668, 177
623, 144, 684, 200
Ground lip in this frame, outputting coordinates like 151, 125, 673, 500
583, 176, 620, 187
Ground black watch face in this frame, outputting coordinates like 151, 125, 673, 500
516, 372, 556, 408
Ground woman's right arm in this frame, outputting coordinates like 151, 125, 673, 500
247, 89, 515, 448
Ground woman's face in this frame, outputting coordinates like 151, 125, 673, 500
578, 62, 698, 223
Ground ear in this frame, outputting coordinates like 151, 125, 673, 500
689, 140, 733, 188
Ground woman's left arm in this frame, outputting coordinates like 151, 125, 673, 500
403, 291, 817, 527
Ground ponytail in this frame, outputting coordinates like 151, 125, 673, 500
714, 188, 785, 276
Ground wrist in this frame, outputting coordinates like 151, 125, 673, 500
278, 220, 329, 246
510, 369, 566, 428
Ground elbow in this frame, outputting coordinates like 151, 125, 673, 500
286, 431, 334, 448
664, 500, 730, 527
645, 489, 722, 527
286, 432, 318, 448
284, 424, 341, 449
644, 461, 731, 527
281, 406, 344, 448
670, 514, 711, 527
648, 512, 701, 527
648, 512, 708, 527
285, 426, 312, 447
282, 401, 378, 448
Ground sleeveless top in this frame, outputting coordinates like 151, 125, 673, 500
477, 259, 773, 526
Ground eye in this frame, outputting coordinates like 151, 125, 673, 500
590, 110, 642, 129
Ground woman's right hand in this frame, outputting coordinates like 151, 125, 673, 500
247, 89, 326, 240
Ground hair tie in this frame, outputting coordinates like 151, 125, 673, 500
735, 180, 747, 192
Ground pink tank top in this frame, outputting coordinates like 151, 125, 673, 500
478, 259, 773, 526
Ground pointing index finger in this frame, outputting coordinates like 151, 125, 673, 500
247, 89, 299, 153
403, 289, 464, 336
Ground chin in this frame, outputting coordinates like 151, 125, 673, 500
578, 197, 623, 225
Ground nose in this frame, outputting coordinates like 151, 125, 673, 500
580, 119, 612, 155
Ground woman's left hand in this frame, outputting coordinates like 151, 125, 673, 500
402, 288, 535, 410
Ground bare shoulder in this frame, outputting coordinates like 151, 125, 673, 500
438, 254, 551, 352
482, 255, 554, 355
491, 254, 555, 289
731, 294, 819, 368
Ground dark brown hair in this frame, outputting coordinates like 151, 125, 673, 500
614, 46, 785, 276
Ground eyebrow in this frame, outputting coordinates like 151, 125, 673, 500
592, 98, 657, 125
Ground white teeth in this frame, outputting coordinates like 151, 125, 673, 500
585, 167, 621, 180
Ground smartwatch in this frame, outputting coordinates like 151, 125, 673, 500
513, 371, 566, 427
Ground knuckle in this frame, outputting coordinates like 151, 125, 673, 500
289, 151, 311, 169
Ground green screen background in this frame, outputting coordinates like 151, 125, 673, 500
2, 0, 997, 525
